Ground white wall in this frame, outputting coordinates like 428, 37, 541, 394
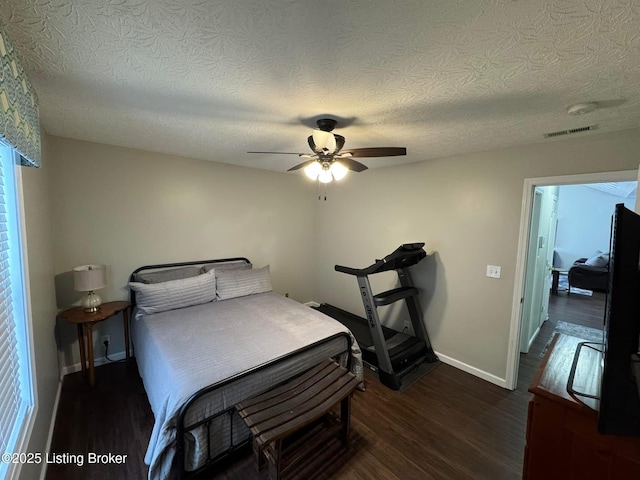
47, 136, 318, 368
314, 128, 640, 383
554, 184, 636, 268
19, 132, 60, 480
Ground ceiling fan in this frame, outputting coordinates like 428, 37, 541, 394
248, 118, 406, 183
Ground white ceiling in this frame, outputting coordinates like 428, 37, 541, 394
586, 181, 637, 198
1, 0, 639, 173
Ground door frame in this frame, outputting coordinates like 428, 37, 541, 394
506, 169, 637, 390
519, 188, 543, 354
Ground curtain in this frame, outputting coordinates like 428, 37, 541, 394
0, 21, 41, 167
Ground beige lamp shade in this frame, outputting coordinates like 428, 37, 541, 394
73, 264, 107, 292
73, 264, 107, 312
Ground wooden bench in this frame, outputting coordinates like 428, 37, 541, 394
236, 358, 359, 479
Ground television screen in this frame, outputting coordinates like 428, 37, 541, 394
598, 204, 640, 436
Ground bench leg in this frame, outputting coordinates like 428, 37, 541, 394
340, 395, 352, 446
266, 439, 282, 480
253, 439, 264, 472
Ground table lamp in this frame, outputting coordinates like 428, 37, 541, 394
73, 264, 107, 312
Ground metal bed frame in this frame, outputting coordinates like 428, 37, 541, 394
129, 258, 353, 479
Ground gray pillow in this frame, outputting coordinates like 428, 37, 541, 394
200, 261, 252, 274
130, 271, 216, 315
132, 265, 201, 284
216, 265, 272, 300
585, 251, 609, 267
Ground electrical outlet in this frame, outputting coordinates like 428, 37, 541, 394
101, 335, 110, 347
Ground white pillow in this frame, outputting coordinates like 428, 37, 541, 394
216, 265, 272, 300
132, 265, 201, 284
130, 270, 216, 315
585, 251, 609, 267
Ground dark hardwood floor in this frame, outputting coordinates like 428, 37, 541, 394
46, 343, 554, 479
47, 291, 604, 480
548, 290, 606, 330
46, 360, 154, 480
47, 361, 539, 480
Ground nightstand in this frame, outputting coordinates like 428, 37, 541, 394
58, 300, 131, 386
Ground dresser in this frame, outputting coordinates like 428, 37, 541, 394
524, 333, 640, 479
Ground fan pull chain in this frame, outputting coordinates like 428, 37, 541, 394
315, 180, 328, 201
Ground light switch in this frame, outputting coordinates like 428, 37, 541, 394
486, 265, 501, 278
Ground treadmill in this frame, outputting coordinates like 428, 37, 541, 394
316, 243, 439, 390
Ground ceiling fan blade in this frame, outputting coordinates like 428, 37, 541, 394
342, 147, 407, 158
339, 158, 368, 172
287, 160, 316, 172
334, 135, 345, 153
247, 151, 306, 155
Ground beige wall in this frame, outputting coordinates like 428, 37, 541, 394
314, 128, 640, 383
47, 136, 318, 367
46, 127, 640, 380
20, 131, 60, 480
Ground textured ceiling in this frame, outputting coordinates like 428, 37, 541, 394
1, 0, 639, 173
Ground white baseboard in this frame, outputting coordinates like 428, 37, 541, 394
39, 379, 62, 480
435, 350, 507, 389
60, 349, 128, 377
526, 324, 542, 352
300, 302, 508, 388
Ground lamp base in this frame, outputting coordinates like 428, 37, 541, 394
82, 291, 102, 313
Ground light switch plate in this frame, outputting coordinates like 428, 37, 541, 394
486, 265, 501, 278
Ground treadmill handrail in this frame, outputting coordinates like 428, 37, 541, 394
335, 264, 366, 276
335, 243, 426, 276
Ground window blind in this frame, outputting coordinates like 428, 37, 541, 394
0, 143, 29, 475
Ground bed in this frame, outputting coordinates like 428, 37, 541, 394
128, 258, 363, 480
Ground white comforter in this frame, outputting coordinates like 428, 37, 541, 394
131, 292, 362, 480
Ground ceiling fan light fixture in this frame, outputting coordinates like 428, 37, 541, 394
318, 168, 333, 184
329, 161, 348, 181
304, 161, 322, 180
312, 129, 336, 153
249, 116, 406, 183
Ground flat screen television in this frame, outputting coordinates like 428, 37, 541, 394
598, 203, 640, 436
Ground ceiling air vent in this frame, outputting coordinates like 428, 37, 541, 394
543, 125, 598, 138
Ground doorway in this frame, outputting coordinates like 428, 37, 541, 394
506, 170, 638, 390
520, 188, 558, 354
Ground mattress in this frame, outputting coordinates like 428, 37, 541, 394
131, 292, 363, 479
